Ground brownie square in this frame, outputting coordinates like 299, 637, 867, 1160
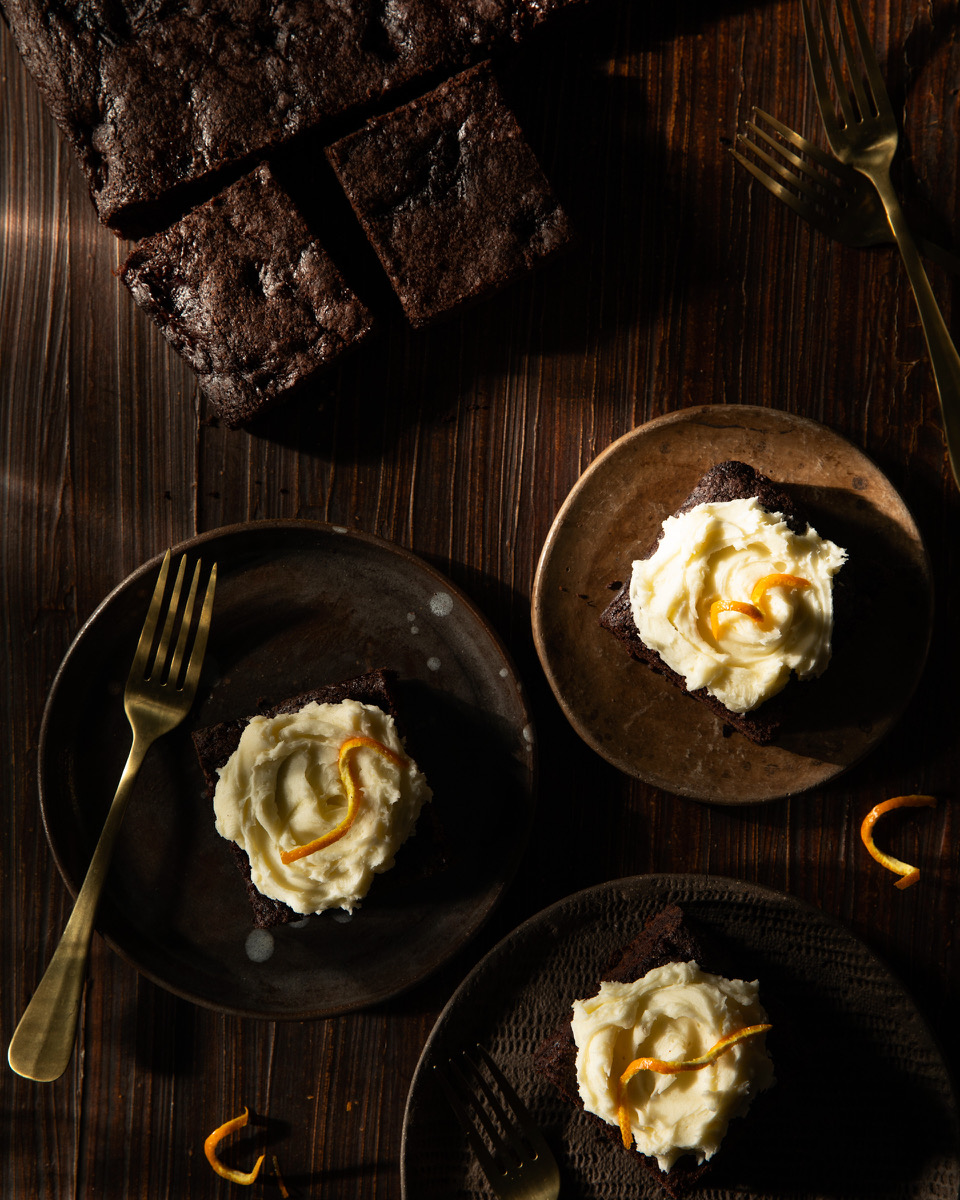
2, 0, 585, 231
119, 162, 373, 427
192, 669, 402, 928
533, 905, 713, 1198
325, 61, 574, 327
599, 462, 811, 745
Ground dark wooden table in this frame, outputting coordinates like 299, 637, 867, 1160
3, 1, 959, 1196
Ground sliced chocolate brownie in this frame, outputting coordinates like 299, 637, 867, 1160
2, 0, 588, 231
325, 62, 574, 328
533, 905, 712, 1199
119, 163, 373, 427
192, 668, 402, 928
599, 461, 816, 745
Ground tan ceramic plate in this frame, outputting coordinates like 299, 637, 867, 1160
532, 406, 932, 804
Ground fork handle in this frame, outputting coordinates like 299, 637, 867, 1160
7, 733, 153, 1083
865, 167, 960, 490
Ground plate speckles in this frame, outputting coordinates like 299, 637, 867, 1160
429, 591, 454, 617
245, 929, 275, 962
38, 520, 536, 1018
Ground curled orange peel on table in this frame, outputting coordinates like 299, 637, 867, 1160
860, 794, 936, 889
710, 574, 810, 642
615, 1024, 772, 1149
279, 735, 407, 864
204, 1107, 265, 1185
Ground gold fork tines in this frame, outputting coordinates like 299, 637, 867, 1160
801, 0, 960, 489
731, 108, 960, 273
7, 550, 216, 1083
435, 1046, 560, 1200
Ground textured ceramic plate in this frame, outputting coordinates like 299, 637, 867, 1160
532, 405, 932, 803
37, 521, 535, 1019
401, 874, 960, 1200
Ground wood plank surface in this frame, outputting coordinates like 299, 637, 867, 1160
2, 1, 959, 1196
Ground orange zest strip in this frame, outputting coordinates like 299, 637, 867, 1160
279, 735, 407, 864
710, 573, 810, 643
860, 794, 936, 890
749, 573, 810, 607
203, 1107, 265, 1185
617, 1101, 633, 1149
709, 599, 764, 641
615, 1024, 771, 1149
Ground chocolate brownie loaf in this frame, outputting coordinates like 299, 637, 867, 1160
119, 163, 373, 427
193, 668, 402, 928
600, 461, 830, 745
325, 62, 574, 328
533, 905, 713, 1199
2, 0, 588, 231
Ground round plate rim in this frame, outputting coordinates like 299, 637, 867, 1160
531, 405, 933, 804
37, 519, 537, 1019
400, 871, 958, 1199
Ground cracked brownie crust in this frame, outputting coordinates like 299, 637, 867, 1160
119, 162, 374, 426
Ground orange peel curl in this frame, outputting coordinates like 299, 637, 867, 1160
709, 600, 763, 641
615, 1023, 771, 1149
710, 574, 811, 643
204, 1106, 265, 1185
749, 573, 810, 607
279, 735, 407, 864
860, 794, 936, 889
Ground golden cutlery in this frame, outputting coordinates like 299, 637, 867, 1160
8, 550, 216, 1083
435, 1045, 560, 1200
801, 0, 960, 489
731, 107, 960, 274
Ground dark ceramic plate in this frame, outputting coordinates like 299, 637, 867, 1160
401, 874, 960, 1200
37, 521, 536, 1019
532, 405, 933, 803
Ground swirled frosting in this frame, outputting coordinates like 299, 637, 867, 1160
629, 497, 846, 713
213, 699, 431, 914
571, 960, 774, 1172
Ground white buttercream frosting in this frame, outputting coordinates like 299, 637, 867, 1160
629, 496, 847, 713
571, 960, 774, 1172
213, 699, 431, 915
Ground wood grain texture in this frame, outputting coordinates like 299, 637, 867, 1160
2, 1, 959, 1196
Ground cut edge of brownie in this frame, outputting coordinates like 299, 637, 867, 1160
2, 0, 589, 233
532, 904, 713, 1199
599, 461, 812, 745
324, 61, 574, 329
119, 162, 375, 428
192, 668, 402, 929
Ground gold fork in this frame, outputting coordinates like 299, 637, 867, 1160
731, 108, 960, 274
8, 550, 217, 1083
801, 0, 960, 489
435, 1045, 560, 1200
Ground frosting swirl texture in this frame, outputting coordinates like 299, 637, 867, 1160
629, 496, 847, 713
213, 699, 431, 915
571, 960, 774, 1172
